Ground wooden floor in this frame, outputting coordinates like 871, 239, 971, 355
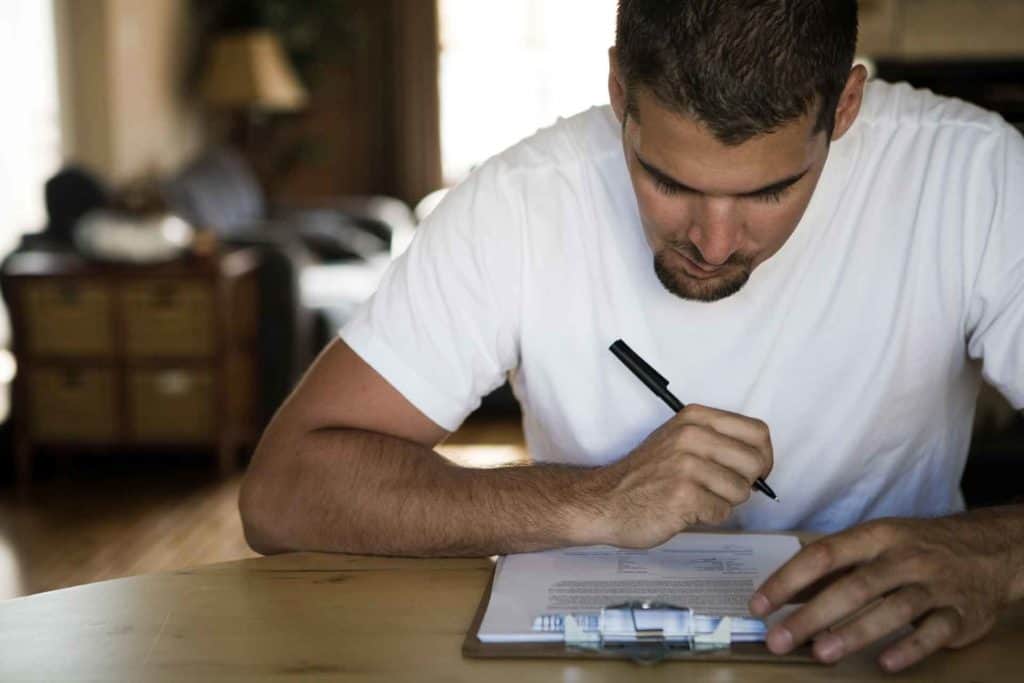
0, 416, 527, 602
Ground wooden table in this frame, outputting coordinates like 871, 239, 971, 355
0, 548, 1021, 681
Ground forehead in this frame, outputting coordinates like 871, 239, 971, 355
626, 89, 823, 195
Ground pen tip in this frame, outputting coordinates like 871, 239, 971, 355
772, 497, 781, 503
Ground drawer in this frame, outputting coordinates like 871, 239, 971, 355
122, 280, 215, 357
20, 281, 114, 356
128, 368, 215, 443
27, 367, 118, 442
226, 353, 257, 427
230, 276, 259, 345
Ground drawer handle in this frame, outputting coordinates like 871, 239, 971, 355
156, 371, 192, 395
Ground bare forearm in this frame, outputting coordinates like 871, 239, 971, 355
240, 427, 602, 556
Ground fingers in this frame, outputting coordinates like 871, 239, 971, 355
764, 555, 924, 656
879, 607, 962, 672
810, 586, 933, 663
683, 455, 752, 506
752, 526, 889, 618
678, 404, 774, 477
674, 421, 767, 485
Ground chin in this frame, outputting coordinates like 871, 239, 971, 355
653, 255, 751, 302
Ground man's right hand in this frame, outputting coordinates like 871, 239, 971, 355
577, 404, 774, 548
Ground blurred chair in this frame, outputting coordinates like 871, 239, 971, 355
162, 147, 415, 424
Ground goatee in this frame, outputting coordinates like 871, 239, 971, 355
653, 245, 752, 302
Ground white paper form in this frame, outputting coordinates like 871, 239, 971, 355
477, 533, 801, 642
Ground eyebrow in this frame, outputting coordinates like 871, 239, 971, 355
635, 151, 810, 198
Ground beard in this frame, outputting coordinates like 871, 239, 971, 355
653, 241, 754, 302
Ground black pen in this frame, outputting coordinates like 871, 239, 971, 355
609, 338, 779, 502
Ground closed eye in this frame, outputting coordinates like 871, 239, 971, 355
639, 153, 804, 204
652, 176, 686, 196
655, 176, 788, 203
752, 187, 786, 204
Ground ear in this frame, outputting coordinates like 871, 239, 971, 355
830, 64, 868, 142
608, 47, 627, 125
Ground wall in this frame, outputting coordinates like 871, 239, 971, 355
859, 0, 1024, 57
272, 0, 441, 207
49, 0, 1023, 195
54, 0, 202, 184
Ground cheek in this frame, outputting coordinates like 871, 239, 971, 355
741, 201, 808, 255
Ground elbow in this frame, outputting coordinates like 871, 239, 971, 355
238, 469, 290, 555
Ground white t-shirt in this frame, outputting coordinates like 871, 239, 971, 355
342, 80, 1024, 533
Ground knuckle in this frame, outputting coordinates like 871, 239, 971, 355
903, 632, 930, 658
676, 423, 702, 444
676, 481, 701, 504
845, 572, 876, 604
893, 596, 921, 624
729, 451, 758, 483
677, 454, 703, 479
901, 610, 960, 660
742, 457, 763, 484
680, 404, 706, 420
805, 541, 837, 575
862, 519, 899, 547
936, 610, 962, 639
900, 553, 937, 584
841, 616, 876, 651
904, 584, 932, 608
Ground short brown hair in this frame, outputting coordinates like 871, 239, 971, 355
616, 0, 858, 144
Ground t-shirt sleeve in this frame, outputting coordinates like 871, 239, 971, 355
965, 125, 1024, 410
340, 159, 524, 431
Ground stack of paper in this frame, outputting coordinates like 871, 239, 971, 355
477, 533, 801, 643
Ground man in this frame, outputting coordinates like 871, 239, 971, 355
240, 0, 1024, 672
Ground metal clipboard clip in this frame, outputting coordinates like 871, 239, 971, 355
532, 601, 767, 664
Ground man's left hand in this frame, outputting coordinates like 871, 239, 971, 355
748, 514, 1020, 671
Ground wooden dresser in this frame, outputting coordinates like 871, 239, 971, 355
1, 249, 261, 489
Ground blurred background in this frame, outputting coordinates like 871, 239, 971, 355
0, 0, 1021, 601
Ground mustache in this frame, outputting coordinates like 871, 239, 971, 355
666, 240, 754, 269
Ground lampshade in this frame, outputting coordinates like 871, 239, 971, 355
200, 30, 308, 111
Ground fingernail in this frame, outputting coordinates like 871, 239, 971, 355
749, 592, 771, 616
767, 626, 793, 654
881, 652, 904, 671
815, 633, 844, 663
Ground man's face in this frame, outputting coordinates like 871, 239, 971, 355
621, 89, 831, 302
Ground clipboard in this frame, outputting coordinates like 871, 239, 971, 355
462, 563, 817, 664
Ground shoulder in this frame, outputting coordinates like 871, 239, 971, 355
840, 79, 1021, 195
427, 105, 624, 238
486, 105, 623, 182
855, 79, 1011, 140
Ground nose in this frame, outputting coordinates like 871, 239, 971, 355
687, 197, 741, 266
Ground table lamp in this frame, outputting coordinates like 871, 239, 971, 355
199, 29, 308, 112
198, 29, 309, 195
